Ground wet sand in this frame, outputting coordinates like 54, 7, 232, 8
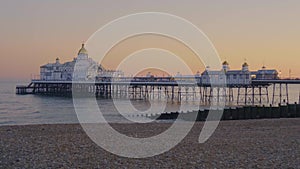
0, 118, 299, 168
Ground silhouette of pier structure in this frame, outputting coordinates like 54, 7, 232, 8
16, 77, 300, 106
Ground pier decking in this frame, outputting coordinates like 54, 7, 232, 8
16, 78, 300, 106
15, 83, 34, 95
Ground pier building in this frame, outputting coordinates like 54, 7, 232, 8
253, 66, 278, 80
201, 61, 252, 86
40, 44, 123, 81
16, 44, 300, 107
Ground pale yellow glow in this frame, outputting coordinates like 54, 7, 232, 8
0, 1, 299, 79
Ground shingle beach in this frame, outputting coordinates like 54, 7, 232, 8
1, 118, 299, 168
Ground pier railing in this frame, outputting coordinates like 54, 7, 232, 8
16, 78, 300, 106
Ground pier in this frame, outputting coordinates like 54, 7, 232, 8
15, 44, 300, 106
16, 78, 300, 106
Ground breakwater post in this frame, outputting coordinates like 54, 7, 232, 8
154, 103, 300, 121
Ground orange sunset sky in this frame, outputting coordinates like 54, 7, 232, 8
0, 0, 299, 80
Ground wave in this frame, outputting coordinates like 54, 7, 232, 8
0, 120, 16, 125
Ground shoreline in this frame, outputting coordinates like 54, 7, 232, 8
1, 118, 299, 168
0, 117, 299, 126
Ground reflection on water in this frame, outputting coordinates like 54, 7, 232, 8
0, 81, 299, 126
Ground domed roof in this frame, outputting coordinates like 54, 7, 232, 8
242, 62, 248, 67
78, 43, 88, 55
222, 61, 229, 65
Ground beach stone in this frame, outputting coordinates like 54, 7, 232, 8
0, 119, 299, 168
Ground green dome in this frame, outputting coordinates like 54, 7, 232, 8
222, 61, 229, 65
242, 62, 248, 67
78, 43, 88, 55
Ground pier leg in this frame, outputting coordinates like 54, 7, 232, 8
237, 87, 240, 105
279, 83, 282, 104
272, 84, 276, 105
286, 83, 289, 104
171, 86, 174, 101
245, 87, 248, 105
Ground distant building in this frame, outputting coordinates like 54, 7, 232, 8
40, 58, 63, 80
201, 61, 251, 86
252, 66, 279, 80
40, 44, 123, 81
201, 61, 279, 86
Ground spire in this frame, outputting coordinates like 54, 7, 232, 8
262, 59, 266, 69
242, 58, 248, 66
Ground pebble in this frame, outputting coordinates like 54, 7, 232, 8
0, 119, 299, 168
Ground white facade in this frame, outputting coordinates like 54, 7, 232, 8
40, 44, 123, 81
201, 62, 251, 86
252, 66, 278, 80
201, 61, 279, 86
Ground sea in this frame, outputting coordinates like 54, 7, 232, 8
1, 80, 299, 126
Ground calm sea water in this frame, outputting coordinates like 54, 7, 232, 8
0, 81, 183, 126
0, 81, 299, 126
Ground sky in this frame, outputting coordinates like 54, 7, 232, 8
0, 0, 300, 80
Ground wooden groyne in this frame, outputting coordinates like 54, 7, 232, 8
153, 103, 300, 121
